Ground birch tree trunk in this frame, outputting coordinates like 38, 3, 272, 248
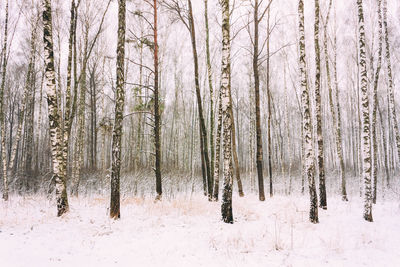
372, 0, 383, 204
62, 0, 77, 196
43, 0, 69, 216
220, 0, 234, 224
357, 0, 373, 222
0, 0, 9, 201
299, 0, 318, 223
110, 0, 126, 219
314, 0, 327, 210
213, 89, 222, 201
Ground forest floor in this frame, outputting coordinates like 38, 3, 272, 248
0, 192, 399, 267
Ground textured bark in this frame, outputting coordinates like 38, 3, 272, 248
153, 0, 162, 201
110, 0, 126, 219
382, 0, 400, 173
299, 0, 318, 223
357, 0, 373, 222
63, 0, 78, 196
213, 89, 222, 201
43, 0, 69, 216
372, 0, 383, 204
220, 0, 234, 224
253, 0, 265, 201
314, 0, 327, 210
0, 0, 9, 201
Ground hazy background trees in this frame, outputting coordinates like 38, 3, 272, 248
0, 0, 399, 221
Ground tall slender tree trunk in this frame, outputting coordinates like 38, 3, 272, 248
43, 0, 69, 216
266, 7, 273, 198
299, 0, 318, 223
0, 0, 9, 201
314, 0, 327, 210
357, 0, 373, 222
153, 0, 162, 201
229, 92, 244, 197
372, 0, 383, 204
204, 0, 215, 188
62, 0, 78, 197
187, 0, 212, 200
253, 0, 265, 201
220, 0, 234, 224
110, 0, 126, 219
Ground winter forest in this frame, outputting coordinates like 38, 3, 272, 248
0, 0, 400, 266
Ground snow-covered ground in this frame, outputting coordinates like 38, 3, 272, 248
0, 193, 399, 267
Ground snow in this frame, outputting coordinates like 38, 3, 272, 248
1, 193, 400, 267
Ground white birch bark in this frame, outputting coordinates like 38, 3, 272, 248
0, 0, 9, 201
220, 0, 234, 224
43, 0, 69, 216
357, 0, 373, 222
299, 0, 318, 223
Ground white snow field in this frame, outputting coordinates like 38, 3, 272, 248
1, 193, 399, 267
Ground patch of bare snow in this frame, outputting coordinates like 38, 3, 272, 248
0, 194, 399, 266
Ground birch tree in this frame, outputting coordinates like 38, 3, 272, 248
213, 89, 222, 201
0, 0, 9, 201
110, 0, 126, 219
371, 0, 383, 204
43, 0, 69, 216
357, 0, 373, 222
220, 0, 234, 224
314, 0, 327, 210
299, 0, 318, 223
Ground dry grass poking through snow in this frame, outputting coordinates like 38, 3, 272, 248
0, 193, 400, 267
